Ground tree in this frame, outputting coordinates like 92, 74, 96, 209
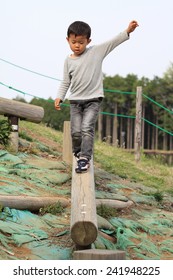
30, 97, 70, 131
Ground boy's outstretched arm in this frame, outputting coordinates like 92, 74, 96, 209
55, 98, 62, 110
126, 20, 139, 34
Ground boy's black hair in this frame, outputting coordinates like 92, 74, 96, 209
67, 21, 91, 39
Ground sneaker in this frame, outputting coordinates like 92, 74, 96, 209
75, 158, 90, 173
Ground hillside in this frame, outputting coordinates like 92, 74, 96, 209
0, 121, 173, 260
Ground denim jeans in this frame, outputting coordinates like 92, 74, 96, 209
70, 98, 102, 160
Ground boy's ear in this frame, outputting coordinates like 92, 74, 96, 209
87, 38, 91, 44
66, 37, 69, 42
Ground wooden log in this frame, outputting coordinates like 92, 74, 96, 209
0, 97, 44, 123
96, 199, 133, 209
98, 230, 117, 243
73, 249, 126, 260
0, 195, 70, 211
70, 156, 98, 247
62, 121, 72, 164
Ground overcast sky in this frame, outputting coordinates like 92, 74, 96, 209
0, 0, 173, 102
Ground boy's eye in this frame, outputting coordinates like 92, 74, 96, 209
71, 41, 84, 44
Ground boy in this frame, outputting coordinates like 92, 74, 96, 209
55, 20, 138, 173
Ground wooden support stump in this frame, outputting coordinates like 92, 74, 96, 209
8, 115, 19, 153
62, 121, 72, 164
70, 156, 98, 247
73, 249, 126, 260
0, 97, 44, 153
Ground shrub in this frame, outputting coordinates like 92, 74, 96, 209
0, 120, 11, 146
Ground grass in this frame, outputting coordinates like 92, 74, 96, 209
94, 141, 173, 192
20, 120, 63, 145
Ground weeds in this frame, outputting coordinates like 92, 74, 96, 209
153, 191, 164, 203
39, 202, 64, 216
97, 204, 117, 219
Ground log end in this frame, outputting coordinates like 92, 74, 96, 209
71, 221, 98, 246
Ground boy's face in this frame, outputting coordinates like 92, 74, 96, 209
67, 34, 91, 56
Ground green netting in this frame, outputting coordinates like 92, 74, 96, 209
95, 190, 128, 201
25, 241, 71, 260
97, 215, 115, 231
0, 150, 23, 164
0, 150, 72, 260
160, 240, 173, 254
116, 227, 138, 250
0, 150, 71, 196
108, 208, 173, 259
128, 193, 157, 205
0, 207, 72, 260
94, 235, 117, 250
1, 149, 173, 260
110, 217, 150, 233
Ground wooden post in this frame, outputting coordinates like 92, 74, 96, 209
8, 115, 19, 153
98, 112, 103, 142
62, 121, 72, 164
134, 86, 142, 162
70, 156, 98, 248
73, 249, 126, 260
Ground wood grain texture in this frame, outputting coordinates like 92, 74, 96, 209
0, 97, 44, 123
70, 156, 98, 246
73, 249, 126, 260
0, 195, 70, 211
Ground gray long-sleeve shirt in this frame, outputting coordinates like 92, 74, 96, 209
57, 30, 129, 101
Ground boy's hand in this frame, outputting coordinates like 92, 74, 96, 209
55, 98, 62, 110
126, 20, 139, 34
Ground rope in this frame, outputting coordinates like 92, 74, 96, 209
100, 110, 135, 119
1, 58, 172, 114
0, 58, 61, 81
143, 93, 173, 115
0, 79, 173, 136
104, 89, 136, 95
142, 117, 173, 136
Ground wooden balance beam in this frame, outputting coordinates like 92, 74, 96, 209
70, 156, 98, 248
63, 121, 126, 259
0, 97, 44, 152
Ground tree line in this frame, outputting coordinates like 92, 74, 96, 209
16, 63, 173, 151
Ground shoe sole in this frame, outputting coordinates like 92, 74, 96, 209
75, 169, 88, 173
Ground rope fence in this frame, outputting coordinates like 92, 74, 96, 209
0, 58, 173, 137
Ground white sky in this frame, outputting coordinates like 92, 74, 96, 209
0, 0, 173, 102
